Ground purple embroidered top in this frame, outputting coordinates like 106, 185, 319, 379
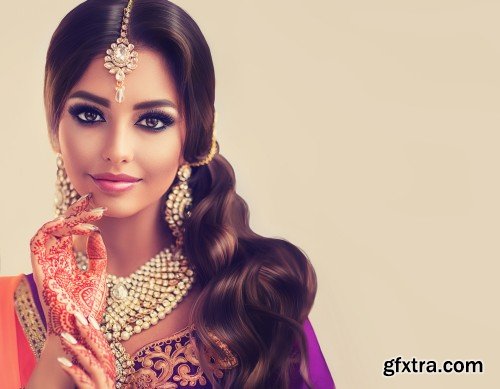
24, 273, 334, 388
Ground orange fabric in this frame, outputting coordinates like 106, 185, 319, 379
0, 274, 37, 388
0, 274, 23, 388
16, 308, 37, 386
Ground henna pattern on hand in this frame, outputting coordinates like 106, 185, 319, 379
59, 360, 95, 389
30, 193, 108, 338
77, 315, 116, 381
60, 314, 116, 386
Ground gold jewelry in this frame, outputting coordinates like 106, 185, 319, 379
164, 114, 219, 245
74, 245, 195, 387
54, 153, 79, 217
164, 164, 193, 249
104, 0, 138, 103
55, 113, 218, 224
190, 111, 219, 167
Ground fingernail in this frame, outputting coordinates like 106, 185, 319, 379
61, 332, 77, 345
80, 193, 92, 201
81, 223, 99, 231
90, 207, 107, 214
74, 311, 89, 326
88, 316, 101, 331
57, 356, 73, 367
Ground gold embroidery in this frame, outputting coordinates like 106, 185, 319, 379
12, 275, 239, 387
206, 330, 239, 369
126, 328, 235, 388
13, 276, 46, 359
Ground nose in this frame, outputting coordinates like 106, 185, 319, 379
101, 122, 134, 164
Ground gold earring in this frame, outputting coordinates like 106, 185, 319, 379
164, 164, 193, 249
164, 120, 219, 248
55, 153, 80, 217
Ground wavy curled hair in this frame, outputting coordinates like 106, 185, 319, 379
44, 1, 317, 387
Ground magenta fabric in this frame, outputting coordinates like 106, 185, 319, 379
26, 273, 334, 388
290, 318, 335, 389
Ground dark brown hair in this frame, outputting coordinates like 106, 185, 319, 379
44, 1, 317, 387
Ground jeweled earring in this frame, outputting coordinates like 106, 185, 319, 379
164, 117, 220, 248
164, 164, 193, 249
55, 153, 80, 217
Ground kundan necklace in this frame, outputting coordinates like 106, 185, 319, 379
75, 244, 195, 387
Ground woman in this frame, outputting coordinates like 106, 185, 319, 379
0, 0, 334, 388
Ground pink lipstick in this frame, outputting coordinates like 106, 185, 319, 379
90, 172, 141, 194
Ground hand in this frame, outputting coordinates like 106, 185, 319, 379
29, 193, 108, 336
58, 313, 116, 388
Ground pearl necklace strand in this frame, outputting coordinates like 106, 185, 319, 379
75, 245, 195, 387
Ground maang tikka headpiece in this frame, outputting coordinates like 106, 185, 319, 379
104, 0, 138, 103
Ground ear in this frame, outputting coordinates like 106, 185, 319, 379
178, 153, 186, 166
51, 132, 62, 154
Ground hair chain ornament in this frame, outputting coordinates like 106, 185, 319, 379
189, 111, 219, 167
104, 0, 138, 103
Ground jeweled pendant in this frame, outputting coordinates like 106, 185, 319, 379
115, 86, 125, 103
111, 283, 128, 300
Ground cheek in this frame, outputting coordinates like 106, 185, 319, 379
58, 120, 95, 185
144, 135, 183, 189
59, 117, 88, 155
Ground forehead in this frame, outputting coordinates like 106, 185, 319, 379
69, 47, 178, 109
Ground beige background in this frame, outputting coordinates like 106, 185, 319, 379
1, 1, 499, 388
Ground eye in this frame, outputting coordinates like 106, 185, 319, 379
136, 110, 175, 131
68, 104, 105, 125
67, 104, 175, 131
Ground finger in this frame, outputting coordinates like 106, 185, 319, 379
53, 209, 107, 238
86, 230, 107, 273
40, 215, 68, 235
64, 192, 94, 218
76, 315, 116, 381
60, 332, 109, 387
30, 217, 69, 270
29, 194, 98, 255
31, 206, 102, 244
30, 216, 96, 285
74, 223, 101, 234
30, 216, 66, 254
57, 356, 95, 389
49, 234, 77, 272
32, 213, 104, 276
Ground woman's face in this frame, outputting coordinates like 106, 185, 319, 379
57, 47, 186, 218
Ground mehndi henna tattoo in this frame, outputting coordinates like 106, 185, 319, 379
30, 192, 118, 385
60, 313, 116, 387
76, 313, 116, 381
30, 193, 109, 337
58, 357, 95, 389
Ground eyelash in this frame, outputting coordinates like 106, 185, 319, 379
68, 103, 175, 131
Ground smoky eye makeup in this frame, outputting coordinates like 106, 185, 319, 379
136, 109, 176, 131
67, 103, 176, 132
68, 103, 105, 125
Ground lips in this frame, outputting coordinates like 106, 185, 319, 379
90, 172, 142, 194
91, 172, 141, 182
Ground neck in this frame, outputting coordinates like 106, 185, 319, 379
75, 199, 175, 277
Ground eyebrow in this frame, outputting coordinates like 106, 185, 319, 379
67, 90, 177, 110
